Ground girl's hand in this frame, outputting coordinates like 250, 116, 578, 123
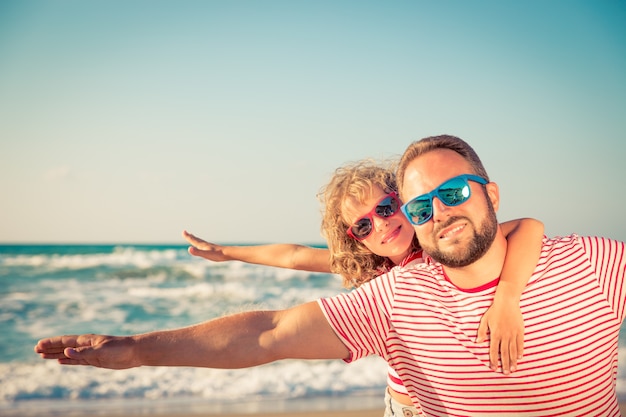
476, 299, 524, 375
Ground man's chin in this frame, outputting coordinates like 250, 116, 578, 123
428, 244, 474, 267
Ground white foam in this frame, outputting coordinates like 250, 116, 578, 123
1, 247, 186, 271
0, 356, 388, 404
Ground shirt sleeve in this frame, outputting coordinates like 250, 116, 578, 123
317, 270, 397, 363
581, 235, 626, 321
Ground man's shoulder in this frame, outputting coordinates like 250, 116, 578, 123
540, 233, 589, 252
387, 258, 442, 283
539, 234, 625, 276
542, 234, 624, 252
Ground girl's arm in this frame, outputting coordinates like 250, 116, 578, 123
476, 218, 544, 375
182, 230, 332, 273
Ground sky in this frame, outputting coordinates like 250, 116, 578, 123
1, 0, 625, 245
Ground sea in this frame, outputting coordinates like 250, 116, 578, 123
1, 244, 625, 416
0, 244, 387, 416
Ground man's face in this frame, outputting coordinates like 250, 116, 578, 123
401, 149, 498, 267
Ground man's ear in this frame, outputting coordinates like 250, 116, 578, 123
485, 182, 499, 212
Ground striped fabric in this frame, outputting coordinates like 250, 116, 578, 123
319, 235, 626, 416
386, 250, 424, 397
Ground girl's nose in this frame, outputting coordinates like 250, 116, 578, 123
372, 215, 390, 232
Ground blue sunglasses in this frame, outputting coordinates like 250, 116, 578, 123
400, 174, 488, 225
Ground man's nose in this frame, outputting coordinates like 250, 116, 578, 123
431, 197, 451, 222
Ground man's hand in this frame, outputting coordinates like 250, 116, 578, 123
34, 334, 139, 369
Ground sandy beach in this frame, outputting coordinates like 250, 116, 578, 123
1, 395, 387, 417
4, 390, 626, 416
7, 401, 625, 417
154, 412, 384, 417
119, 411, 384, 417
4, 405, 386, 417
10, 402, 626, 417
62, 405, 626, 417
14, 407, 626, 417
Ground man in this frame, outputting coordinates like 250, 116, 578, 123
35, 135, 626, 416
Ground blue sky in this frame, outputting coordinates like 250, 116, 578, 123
1, 1, 625, 244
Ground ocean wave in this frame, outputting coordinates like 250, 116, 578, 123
0, 356, 388, 404
0, 247, 185, 271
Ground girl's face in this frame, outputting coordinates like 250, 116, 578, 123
342, 185, 416, 265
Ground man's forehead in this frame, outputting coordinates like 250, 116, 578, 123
401, 149, 471, 197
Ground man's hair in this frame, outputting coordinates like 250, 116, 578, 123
396, 134, 489, 200
318, 159, 420, 288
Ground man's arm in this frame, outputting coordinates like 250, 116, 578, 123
34, 301, 349, 369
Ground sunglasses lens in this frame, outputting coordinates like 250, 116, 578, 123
438, 177, 471, 206
375, 196, 399, 218
405, 198, 433, 225
350, 218, 373, 239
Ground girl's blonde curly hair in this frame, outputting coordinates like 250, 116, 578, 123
318, 159, 420, 289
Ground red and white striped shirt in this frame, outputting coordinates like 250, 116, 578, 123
319, 235, 626, 416
384, 250, 424, 396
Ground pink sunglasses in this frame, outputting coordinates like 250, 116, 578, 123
346, 192, 401, 240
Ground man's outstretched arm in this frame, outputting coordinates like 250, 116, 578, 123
34, 301, 350, 369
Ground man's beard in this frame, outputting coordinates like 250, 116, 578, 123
422, 200, 498, 268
